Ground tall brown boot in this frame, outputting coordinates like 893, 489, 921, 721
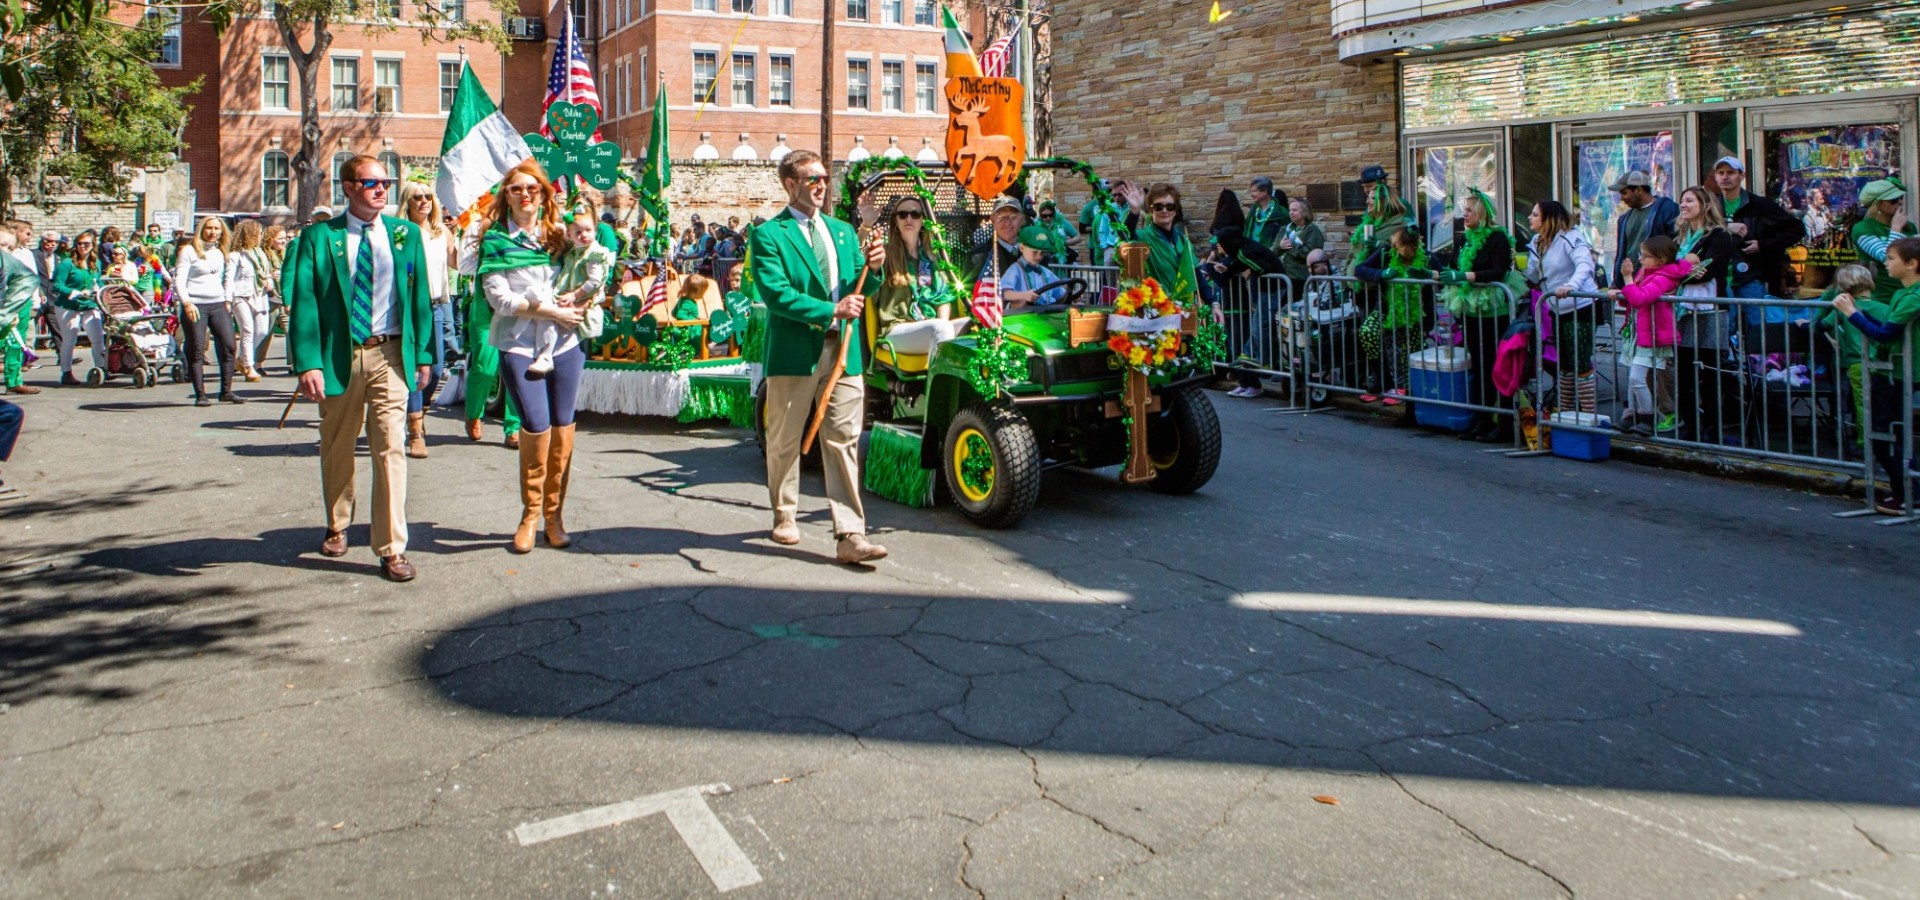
511, 429, 550, 554
543, 423, 575, 548
406, 412, 429, 459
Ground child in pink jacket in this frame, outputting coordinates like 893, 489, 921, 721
1611, 235, 1692, 436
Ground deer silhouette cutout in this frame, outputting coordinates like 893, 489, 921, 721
951, 95, 1020, 190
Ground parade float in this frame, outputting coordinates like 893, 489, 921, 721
752, 99, 1224, 527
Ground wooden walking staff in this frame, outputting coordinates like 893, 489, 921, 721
802, 225, 882, 454
1114, 242, 1157, 485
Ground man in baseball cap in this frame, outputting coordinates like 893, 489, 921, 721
972, 196, 1027, 282
1713, 154, 1802, 299
1607, 170, 1677, 288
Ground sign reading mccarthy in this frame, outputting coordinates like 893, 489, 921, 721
944, 76, 1025, 200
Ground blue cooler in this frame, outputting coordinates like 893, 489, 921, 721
1548, 412, 1612, 461
1407, 347, 1476, 433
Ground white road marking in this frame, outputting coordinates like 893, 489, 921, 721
514, 783, 763, 893
1234, 592, 1802, 636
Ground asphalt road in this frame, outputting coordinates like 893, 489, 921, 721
3, 369, 1918, 898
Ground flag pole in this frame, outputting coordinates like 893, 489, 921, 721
819, 0, 836, 198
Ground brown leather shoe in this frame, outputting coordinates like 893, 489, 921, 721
379, 554, 417, 582
542, 423, 575, 548
504, 431, 520, 450
770, 516, 800, 545
7, 385, 41, 395
835, 533, 888, 565
466, 418, 484, 442
320, 530, 348, 557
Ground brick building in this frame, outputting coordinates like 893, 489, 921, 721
571, 0, 956, 162
1048, 1, 1399, 254
130, 0, 509, 221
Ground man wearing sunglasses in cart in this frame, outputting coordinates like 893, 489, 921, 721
283, 157, 435, 583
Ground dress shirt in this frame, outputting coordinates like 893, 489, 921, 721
346, 213, 398, 336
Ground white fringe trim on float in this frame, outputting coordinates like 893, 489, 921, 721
576, 362, 758, 418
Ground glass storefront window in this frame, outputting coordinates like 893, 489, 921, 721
1765, 122, 1901, 292
1414, 140, 1499, 255
1572, 129, 1675, 281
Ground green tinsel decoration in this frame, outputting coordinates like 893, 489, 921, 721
678, 377, 754, 427
649, 324, 700, 370
863, 421, 936, 508
737, 309, 766, 365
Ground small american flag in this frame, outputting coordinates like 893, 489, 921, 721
639, 271, 670, 316
979, 27, 1016, 78
970, 277, 1002, 329
542, 3, 602, 142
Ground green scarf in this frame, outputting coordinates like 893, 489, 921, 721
1143, 224, 1198, 306
478, 225, 555, 277
1381, 246, 1428, 328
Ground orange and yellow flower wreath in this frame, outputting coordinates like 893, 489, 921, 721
1106, 277, 1187, 372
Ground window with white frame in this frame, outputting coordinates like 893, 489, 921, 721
769, 54, 792, 107
692, 51, 718, 101
913, 0, 933, 25
375, 58, 401, 113
331, 57, 360, 111
769, 0, 790, 14
846, 0, 866, 20
915, 61, 936, 113
731, 0, 752, 11
443, 0, 464, 21
639, 51, 649, 108
694, 0, 715, 11
330, 151, 356, 207
145, 3, 181, 66
261, 151, 291, 209
262, 54, 291, 110
378, 151, 402, 185
846, 58, 869, 110
732, 52, 755, 106
881, 60, 903, 112
440, 61, 460, 112
376, 0, 399, 17
881, 0, 900, 24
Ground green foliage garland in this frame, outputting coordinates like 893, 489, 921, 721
649, 323, 700, 370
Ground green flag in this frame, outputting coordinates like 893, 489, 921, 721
638, 78, 672, 257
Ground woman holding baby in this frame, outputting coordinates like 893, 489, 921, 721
478, 159, 591, 554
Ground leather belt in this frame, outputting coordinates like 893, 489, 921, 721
358, 333, 399, 349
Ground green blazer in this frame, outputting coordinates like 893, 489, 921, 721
284, 214, 433, 397
748, 208, 879, 377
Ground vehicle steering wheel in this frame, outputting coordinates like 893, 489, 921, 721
1016, 278, 1090, 314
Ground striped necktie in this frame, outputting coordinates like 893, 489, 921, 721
349, 222, 374, 344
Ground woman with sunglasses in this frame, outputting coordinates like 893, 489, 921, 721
1119, 182, 1200, 306
51, 230, 107, 385
479, 159, 584, 554
872, 196, 961, 360
399, 181, 457, 459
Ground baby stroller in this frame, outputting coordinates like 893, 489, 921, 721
88, 280, 178, 388
1279, 282, 1359, 403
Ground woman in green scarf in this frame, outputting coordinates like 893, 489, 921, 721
1355, 227, 1430, 405
1119, 182, 1200, 305
1433, 189, 1522, 441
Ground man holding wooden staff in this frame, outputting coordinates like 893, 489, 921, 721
750, 149, 889, 565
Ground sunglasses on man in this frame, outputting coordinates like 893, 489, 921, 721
352, 178, 397, 190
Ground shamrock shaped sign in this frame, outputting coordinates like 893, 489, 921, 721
708, 308, 735, 344
723, 290, 752, 322
525, 102, 624, 191
632, 316, 660, 347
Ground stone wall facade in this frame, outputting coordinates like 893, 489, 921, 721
1048, 2, 1401, 257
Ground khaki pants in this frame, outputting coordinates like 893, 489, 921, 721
764, 339, 867, 537
319, 341, 410, 557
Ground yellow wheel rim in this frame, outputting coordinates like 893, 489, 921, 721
952, 427, 995, 503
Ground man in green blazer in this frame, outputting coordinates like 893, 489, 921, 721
750, 149, 888, 564
285, 155, 434, 582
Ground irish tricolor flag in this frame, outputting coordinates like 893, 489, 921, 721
942, 5, 979, 78
435, 63, 533, 217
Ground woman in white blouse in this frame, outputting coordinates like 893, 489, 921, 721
398, 181, 457, 459
175, 217, 242, 406
226, 219, 271, 382
481, 160, 584, 554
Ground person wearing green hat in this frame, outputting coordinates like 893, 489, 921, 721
1432, 188, 1523, 442
1035, 200, 1077, 265
1000, 225, 1065, 308
1852, 179, 1915, 304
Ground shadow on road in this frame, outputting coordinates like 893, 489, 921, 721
418, 582, 1920, 808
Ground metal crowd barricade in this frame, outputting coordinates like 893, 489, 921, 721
1535, 290, 1862, 472
1054, 263, 1122, 298
1836, 327, 1917, 525
1294, 274, 1521, 435
1209, 273, 1297, 395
